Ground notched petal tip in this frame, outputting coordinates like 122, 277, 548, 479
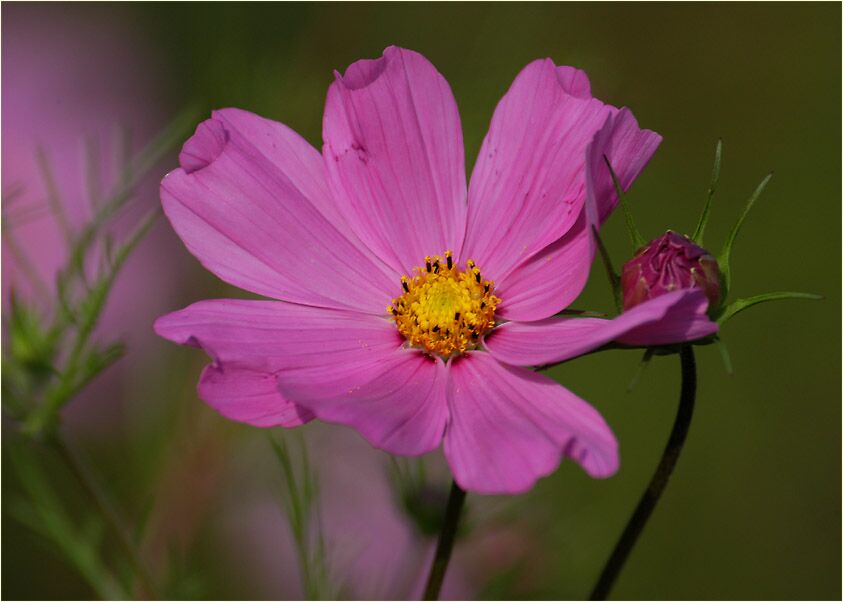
178, 117, 229, 174
335, 46, 434, 92
555, 65, 592, 99
152, 312, 185, 343
336, 47, 395, 90
199, 363, 315, 429
522, 58, 593, 99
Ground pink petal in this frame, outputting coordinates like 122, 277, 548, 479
461, 59, 614, 281
494, 108, 662, 322
154, 299, 399, 371
494, 212, 592, 322
179, 117, 227, 173
161, 110, 398, 314
444, 352, 618, 495
277, 350, 449, 457
589, 107, 663, 224
555, 66, 592, 98
617, 290, 719, 347
485, 289, 718, 367
322, 46, 467, 276
211, 108, 360, 238
198, 364, 313, 427
154, 299, 400, 428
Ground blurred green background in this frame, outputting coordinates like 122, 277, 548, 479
3, 2, 840, 600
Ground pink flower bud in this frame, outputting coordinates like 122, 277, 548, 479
621, 231, 721, 311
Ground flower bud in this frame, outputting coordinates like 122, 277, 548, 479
621, 231, 721, 311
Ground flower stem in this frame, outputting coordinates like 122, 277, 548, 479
50, 433, 159, 599
589, 345, 697, 600
423, 480, 467, 600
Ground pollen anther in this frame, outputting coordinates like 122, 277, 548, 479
388, 251, 500, 359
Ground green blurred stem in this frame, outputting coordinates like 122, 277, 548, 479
22, 211, 158, 437
589, 346, 696, 600
423, 480, 466, 601
50, 433, 159, 600
1, 218, 52, 300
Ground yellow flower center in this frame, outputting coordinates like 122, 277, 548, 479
387, 251, 501, 359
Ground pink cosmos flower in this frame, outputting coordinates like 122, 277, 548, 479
155, 46, 715, 494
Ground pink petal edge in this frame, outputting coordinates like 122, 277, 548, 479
154, 299, 401, 428
444, 352, 618, 495
198, 364, 313, 428
485, 289, 718, 367
277, 349, 450, 457
494, 107, 662, 322
323, 46, 467, 277
462, 58, 614, 282
161, 109, 399, 314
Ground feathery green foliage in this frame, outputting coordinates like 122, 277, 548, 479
604, 155, 646, 251
717, 173, 773, 300
691, 139, 723, 245
269, 432, 333, 600
2, 111, 196, 599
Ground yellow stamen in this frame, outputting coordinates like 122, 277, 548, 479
387, 251, 501, 359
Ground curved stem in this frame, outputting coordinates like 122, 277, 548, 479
51, 433, 159, 600
423, 480, 467, 600
589, 345, 697, 600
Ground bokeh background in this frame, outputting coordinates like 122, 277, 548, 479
2, 2, 840, 600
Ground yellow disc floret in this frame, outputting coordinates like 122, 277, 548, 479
387, 251, 501, 359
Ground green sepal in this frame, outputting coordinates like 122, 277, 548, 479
591, 225, 623, 314
718, 173, 773, 299
603, 155, 646, 251
716, 336, 734, 375
691, 139, 723, 245
714, 291, 823, 325
627, 348, 655, 392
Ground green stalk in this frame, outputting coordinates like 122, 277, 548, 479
590, 346, 696, 600
423, 480, 467, 600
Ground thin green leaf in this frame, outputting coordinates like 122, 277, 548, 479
6, 497, 56, 540
51, 433, 159, 598
16, 110, 194, 438
591, 225, 623, 314
5, 202, 52, 227
70, 343, 127, 398
627, 348, 655, 392
109, 210, 159, 273
24, 211, 159, 436
6, 441, 126, 599
35, 147, 73, 244
716, 337, 734, 375
131, 493, 158, 548
691, 139, 722, 245
1, 218, 51, 300
268, 433, 306, 537
114, 125, 134, 190
718, 173, 773, 298
2, 181, 26, 204
268, 432, 332, 600
717, 291, 822, 325
132, 107, 199, 176
603, 154, 646, 250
